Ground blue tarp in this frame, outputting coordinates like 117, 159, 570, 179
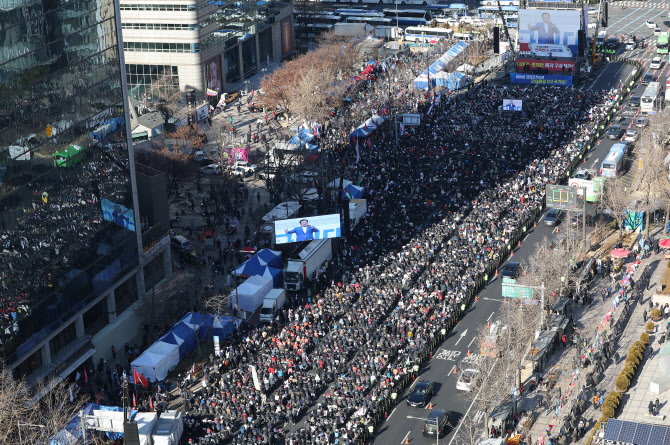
349, 115, 386, 141
288, 129, 318, 152
343, 184, 364, 199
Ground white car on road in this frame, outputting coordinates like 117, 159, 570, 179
651, 57, 663, 69
624, 129, 639, 142
233, 161, 258, 174
646, 20, 657, 29
200, 164, 222, 175
456, 369, 481, 391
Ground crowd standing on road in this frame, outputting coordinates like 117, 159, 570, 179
176, 59, 619, 444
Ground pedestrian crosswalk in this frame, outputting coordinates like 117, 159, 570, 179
613, 1, 668, 8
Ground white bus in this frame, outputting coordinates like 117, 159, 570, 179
346, 16, 395, 27
600, 145, 626, 177
404, 26, 454, 42
641, 82, 661, 114
480, 0, 519, 6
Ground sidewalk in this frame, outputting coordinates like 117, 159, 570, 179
527, 228, 666, 445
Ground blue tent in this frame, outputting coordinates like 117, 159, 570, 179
172, 321, 198, 356
255, 248, 282, 268
213, 315, 236, 338
261, 266, 283, 287
444, 71, 466, 91
343, 184, 364, 199
288, 129, 318, 152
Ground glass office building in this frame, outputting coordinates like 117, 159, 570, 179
0, 0, 162, 384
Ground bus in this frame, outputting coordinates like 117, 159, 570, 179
383, 8, 432, 26
480, 0, 518, 5
658, 31, 669, 54
600, 145, 626, 177
295, 13, 340, 25
505, 14, 518, 28
334, 8, 379, 16
346, 16, 395, 27
477, 5, 518, 19
447, 3, 468, 16
404, 26, 454, 41
295, 23, 333, 39
641, 82, 661, 113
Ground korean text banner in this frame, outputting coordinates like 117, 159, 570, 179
503, 99, 523, 111
274, 214, 341, 244
519, 9, 581, 58
515, 58, 576, 72
510, 73, 573, 86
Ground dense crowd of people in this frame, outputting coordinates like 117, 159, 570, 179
0, 141, 136, 350
176, 47, 621, 445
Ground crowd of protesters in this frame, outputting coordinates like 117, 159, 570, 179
0, 142, 135, 348
175, 47, 622, 444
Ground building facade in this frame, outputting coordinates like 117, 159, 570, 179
0, 0, 171, 388
120, 0, 295, 101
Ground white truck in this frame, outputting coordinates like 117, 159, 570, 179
259, 288, 287, 323
349, 199, 367, 228
284, 238, 333, 291
374, 26, 402, 40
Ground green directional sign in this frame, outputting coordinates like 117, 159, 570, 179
502, 277, 516, 285
502, 284, 534, 299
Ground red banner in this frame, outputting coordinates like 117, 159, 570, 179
516, 58, 575, 73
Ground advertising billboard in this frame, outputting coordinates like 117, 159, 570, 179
503, 99, 523, 111
510, 73, 573, 86
516, 58, 576, 73
205, 55, 222, 96
519, 9, 581, 58
569, 177, 604, 202
101, 198, 136, 231
274, 214, 341, 244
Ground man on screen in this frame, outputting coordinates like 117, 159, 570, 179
527, 12, 560, 44
284, 219, 319, 241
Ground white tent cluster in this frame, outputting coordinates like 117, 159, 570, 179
413, 41, 469, 91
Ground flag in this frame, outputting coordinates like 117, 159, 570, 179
134, 369, 148, 388
69, 384, 73, 402
206, 88, 218, 96
355, 139, 360, 164
133, 393, 137, 408
75, 372, 80, 382
84, 367, 88, 384
149, 397, 154, 411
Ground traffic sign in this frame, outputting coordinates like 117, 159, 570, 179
502, 277, 516, 285
545, 184, 579, 210
502, 284, 534, 299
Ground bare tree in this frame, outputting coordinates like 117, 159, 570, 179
147, 73, 183, 125
0, 365, 33, 444
600, 176, 634, 240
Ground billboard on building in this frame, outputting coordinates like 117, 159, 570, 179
516, 58, 576, 73
503, 99, 523, 111
519, 9, 581, 58
274, 214, 341, 244
101, 199, 136, 231
281, 18, 293, 54
510, 73, 573, 86
205, 56, 222, 95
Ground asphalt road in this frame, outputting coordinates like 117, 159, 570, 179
372, 7, 667, 445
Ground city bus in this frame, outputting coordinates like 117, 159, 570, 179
477, 5, 518, 19
658, 31, 669, 54
480, 0, 519, 6
447, 3, 468, 16
334, 8, 379, 16
295, 13, 341, 25
641, 81, 661, 113
404, 26, 454, 41
346, 16, 395, 27
505, 14, 518, 28
600, 145, 626, 177
383, 8, 432, 26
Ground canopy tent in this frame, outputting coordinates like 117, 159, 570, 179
349, 114, 387, 141
165, 321, 199, 356
343, 184, 364, 199
235, 275, 274, 312
212, 315, 236, 339
288, 129, 318, 152
255, 248, 282, 268
261, 266, 283, 287
131, 341, 179, 381
439, 71, 466, 90
328, 178, 353, 189
234, 249, 282, 277
457, 63, 476, 73
413, 74, 431, 90
414, 41, 469, 90
367, 114, 386, 126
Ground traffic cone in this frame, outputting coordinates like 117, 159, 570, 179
495, 269, 498, 277
510, 249, 514, 257
556, 227, 559, 233
487, 320, 490, 328
534, 221, 537, 227
430, 351, 433, 359
405, 438, 410, 445
467, 349, 471, 356
475, 295, 478, 302
429, 402, 433, 409
518, 240, 521, 247
504, 296, 507, 303
453, 366, 458, 374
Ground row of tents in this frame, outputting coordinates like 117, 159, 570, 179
233, 248, 283, 313
414, 41, 470, 91
131, 312, 235, 381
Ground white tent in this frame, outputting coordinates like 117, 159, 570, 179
235, 275, 274, 312
457, 63, 476, 73
131, 341, 180, 382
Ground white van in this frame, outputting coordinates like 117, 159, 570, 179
453, 33, 474, 41
194, 150, 204, 162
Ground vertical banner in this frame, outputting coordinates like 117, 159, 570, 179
205, 55, 222, 96
281, 18, 293, 54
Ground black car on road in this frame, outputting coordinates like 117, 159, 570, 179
406, 380, 434, 408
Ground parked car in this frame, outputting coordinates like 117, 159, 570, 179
544, 208, 562, 226
406, 380, 435, 408
573, 169, 591, 180
646, 20, 657, 29
624, 129, 639, 142
234, 161, 258, 174
200, 164, 222, 175
500, 262, 519, 278
456, 369, 481, 391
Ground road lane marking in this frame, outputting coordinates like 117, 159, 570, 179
401, 431, 411, 445
487, 312, 495, 321
455, 329, 468, 345
474, 410, 484, 423
435, 349, 462, 361
448, 365, 456, 375
407, 416, 429, 421
468, 336, 477, 347
388, 407, 397, 420
448, 358, 500, 445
